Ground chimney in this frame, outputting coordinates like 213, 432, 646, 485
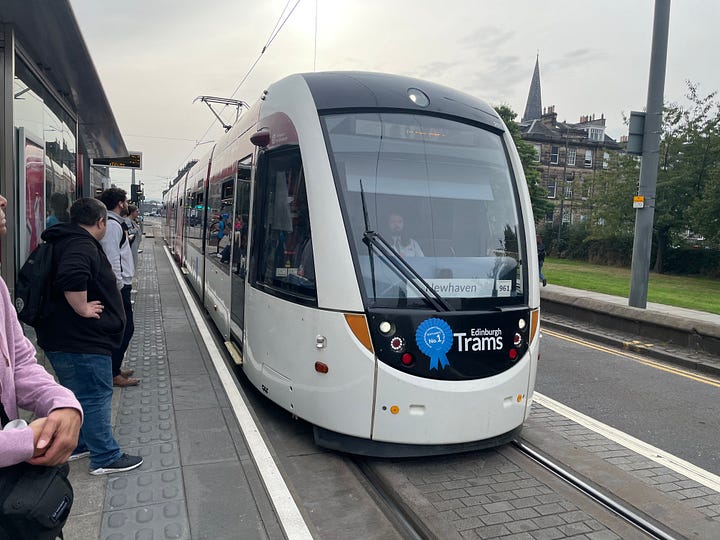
541, 105, 557, 127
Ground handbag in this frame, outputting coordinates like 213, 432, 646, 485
0, 404, 73, 540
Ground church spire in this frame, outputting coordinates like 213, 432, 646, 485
522, 54, 542, 122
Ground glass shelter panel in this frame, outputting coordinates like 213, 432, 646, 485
323, 112, 526, 310
13, 58, 77, 265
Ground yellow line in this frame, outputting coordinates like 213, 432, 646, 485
542, 327, 720, 388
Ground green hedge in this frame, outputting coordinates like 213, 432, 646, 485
662, 247, 720, 277
537, 222, 719, 276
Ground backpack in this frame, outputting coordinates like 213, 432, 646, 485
107, 214, 128, 248
14, 242, 55, 327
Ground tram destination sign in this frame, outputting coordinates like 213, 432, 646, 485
92, 151, 142, 170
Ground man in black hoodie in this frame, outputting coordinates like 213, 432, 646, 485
36, 198, 143, 475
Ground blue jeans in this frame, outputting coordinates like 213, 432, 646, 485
46, 352, 122, 469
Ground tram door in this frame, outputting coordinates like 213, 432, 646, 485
230, 156, 252, 345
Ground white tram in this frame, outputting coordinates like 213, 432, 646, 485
164, 72, 540, 456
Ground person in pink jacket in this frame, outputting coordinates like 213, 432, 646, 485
0, 193, 82, 467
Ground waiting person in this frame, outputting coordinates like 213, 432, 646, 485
127, 204, 141, 268
45, 192, 70, 228
0, 194, 82, 468
35, 197, 143, 474
98, 188, 139, 387
537, 233, 547, 287
387, 212, 424, 257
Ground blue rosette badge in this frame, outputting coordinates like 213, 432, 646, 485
416, 318, 453, 370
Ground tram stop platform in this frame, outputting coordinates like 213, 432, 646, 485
41, 221, 719, 540
58, 223, 285, 540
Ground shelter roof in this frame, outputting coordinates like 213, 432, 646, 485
1, 0, 127, 158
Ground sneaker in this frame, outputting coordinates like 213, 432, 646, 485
68, 450, 90, 462
90, 453, 143, 475
542, 279, 547, 287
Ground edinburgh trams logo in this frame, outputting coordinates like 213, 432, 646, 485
416, 318, 506, 370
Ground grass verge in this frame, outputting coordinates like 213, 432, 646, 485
543, 258, 720, 315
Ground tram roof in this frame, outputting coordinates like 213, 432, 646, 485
2, 0, 127, 158
300, 71, 504, 130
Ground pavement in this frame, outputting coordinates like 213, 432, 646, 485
26, 226, 719, 539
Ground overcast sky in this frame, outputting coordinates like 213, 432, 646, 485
69, 0, 719, 200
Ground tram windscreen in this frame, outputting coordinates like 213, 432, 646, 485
322, 112, 526, 310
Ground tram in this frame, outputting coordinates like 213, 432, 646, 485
163, 72, 541, 456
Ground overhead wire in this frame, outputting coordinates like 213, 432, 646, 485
169, 0, 302, 184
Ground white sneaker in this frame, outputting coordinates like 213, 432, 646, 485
68, 450, 90, 462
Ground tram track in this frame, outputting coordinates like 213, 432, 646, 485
511, 440, 680, 540
351, 457, 429, 540
350, 439, 691, 540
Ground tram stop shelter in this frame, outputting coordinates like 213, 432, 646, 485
0, 0, 127, 288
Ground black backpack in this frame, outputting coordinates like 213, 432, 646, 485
14, 242, 55, 327
107, 214, 128, 248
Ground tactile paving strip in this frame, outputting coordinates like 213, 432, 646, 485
100, 248, 192, 540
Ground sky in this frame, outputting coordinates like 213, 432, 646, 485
69, 0, 720, 200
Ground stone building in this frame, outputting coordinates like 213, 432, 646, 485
519, 57, 622, 225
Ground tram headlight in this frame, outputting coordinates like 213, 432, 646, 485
379, 321, 394, 335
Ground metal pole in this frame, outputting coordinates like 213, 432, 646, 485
629, 0, 670, 308
0, 26, 17, 287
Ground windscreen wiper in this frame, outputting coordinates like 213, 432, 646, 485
362, 230, 453, 312
359, 180, 377, 301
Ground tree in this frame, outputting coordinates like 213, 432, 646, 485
494, 105, 554, 221
592, 152, 639, 233
591, 83, 720, 271
654, 84, 720, 269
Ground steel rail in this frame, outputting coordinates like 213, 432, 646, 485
513, 440, 680, 540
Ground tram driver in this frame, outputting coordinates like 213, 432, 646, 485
387, 212, 424, 257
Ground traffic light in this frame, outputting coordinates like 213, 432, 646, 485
130, 183, 144, 202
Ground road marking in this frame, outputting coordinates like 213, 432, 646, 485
164, 247, 313, 540
534, 392, 720, 493
542, 327, 720, 387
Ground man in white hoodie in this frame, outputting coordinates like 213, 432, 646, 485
98, 188, 140, 387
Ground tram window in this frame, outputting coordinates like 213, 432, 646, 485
207, 175, 234, 271
231, 156, 252, 279
323, 112, 526, 309
251, 148, 317, 304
